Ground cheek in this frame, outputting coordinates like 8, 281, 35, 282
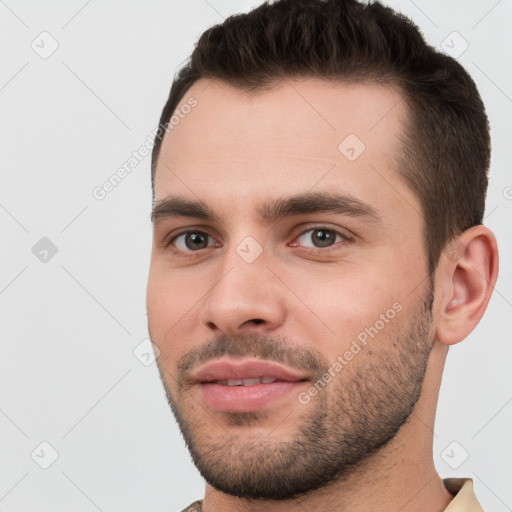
147, 267, 228, 377
146, 268, 199, 352
289, 264, 404, 347
147, 260, 205, 316
146, 270, 170, 331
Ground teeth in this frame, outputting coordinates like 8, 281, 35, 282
243, 378, 260, 386
215, 377, 278, 386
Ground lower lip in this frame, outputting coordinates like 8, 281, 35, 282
200, 381, 306, 412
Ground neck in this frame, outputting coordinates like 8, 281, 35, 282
202, 341, 453, 512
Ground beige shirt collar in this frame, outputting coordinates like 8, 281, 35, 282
443, 478, 484, 511
181, 477, 484, 512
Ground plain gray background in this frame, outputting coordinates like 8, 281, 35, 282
1, 1, 511, 511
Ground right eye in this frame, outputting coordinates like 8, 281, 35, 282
167, 230, 219, 253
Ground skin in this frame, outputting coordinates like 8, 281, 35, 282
146, 77, 498, 511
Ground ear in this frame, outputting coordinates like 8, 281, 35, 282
435, 225, 499, 346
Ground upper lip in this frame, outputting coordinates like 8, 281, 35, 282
189, 357, 310, 383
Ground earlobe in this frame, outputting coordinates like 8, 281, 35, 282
435, 225, 498, 346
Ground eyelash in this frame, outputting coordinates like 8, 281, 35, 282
164, 226, 354, 257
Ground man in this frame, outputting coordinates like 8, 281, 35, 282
146, 0, 499, 510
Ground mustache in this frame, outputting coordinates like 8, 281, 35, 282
177, 333, 329, 387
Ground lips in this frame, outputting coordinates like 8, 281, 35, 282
190, 357, 309, 384
189, 358, 310, 412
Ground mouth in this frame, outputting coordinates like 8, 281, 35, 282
189, 358, 310, 413
213, 376, 279, 386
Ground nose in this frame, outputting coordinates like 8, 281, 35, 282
198, 243, 286, 336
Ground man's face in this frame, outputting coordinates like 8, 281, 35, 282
147, 78, 435, 499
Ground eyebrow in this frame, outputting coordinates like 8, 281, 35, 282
151, 191, 381, 225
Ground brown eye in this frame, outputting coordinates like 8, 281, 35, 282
171, 231, 214, 251
296, 228, 345, 249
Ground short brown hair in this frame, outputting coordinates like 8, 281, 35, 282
151, 0, 490, 274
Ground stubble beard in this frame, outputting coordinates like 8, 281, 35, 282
153, 284, 434, 500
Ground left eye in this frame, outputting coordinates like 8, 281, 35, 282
171, 231, 216, 251
295, 228, 347, 249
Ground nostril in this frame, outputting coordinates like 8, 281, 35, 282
250, 319, 264, 325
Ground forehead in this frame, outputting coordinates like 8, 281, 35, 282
154, 77, 419, 227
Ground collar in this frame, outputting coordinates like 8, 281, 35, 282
443, 478, 484, 511
182, 477, 485, 512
